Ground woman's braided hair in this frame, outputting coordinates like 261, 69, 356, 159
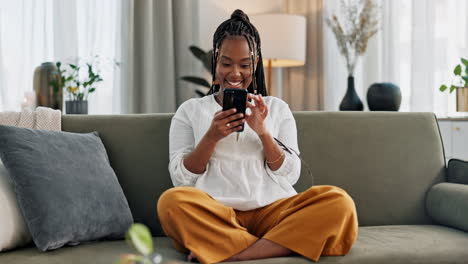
208, 9, 267, 96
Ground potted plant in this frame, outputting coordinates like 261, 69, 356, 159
325, 0, 380, 111
50, 56, 117, 114
439, 58, 468, 112
180, 46, 213, 97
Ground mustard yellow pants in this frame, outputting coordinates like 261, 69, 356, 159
157, 185, 358, 264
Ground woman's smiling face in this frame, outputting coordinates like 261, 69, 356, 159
215, 36, 257, 92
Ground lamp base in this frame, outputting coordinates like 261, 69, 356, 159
267, 59, 272, 95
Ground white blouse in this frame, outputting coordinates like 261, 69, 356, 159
168, 94, 301, 211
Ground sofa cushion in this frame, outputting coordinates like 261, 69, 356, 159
447, 159, 468, 184
0, 125, 133, 251
329, 225, 468, 264
1, 226, 468, 264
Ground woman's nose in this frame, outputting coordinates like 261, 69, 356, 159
231, 65, 242, 77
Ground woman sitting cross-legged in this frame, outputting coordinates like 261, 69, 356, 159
157, 9, 358, 264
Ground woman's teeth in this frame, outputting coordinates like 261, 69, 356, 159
227, 81, 242, 87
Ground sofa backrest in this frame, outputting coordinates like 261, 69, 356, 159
62, 112, 446, 236
292, 112, 445, 226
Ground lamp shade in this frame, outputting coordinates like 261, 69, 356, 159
250, 14, 306, 67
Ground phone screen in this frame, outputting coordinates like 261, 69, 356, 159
222, 88, 247, 132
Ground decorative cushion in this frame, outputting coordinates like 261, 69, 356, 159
0, 125, 133, 251
0, 160, 32, 251
426, 182, 468, 232
447, 159, 468, 185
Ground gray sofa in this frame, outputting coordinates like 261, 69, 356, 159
1, 111, 468, 264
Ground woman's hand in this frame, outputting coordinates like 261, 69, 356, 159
206, 108, 245, 142
246, 94, 268, 136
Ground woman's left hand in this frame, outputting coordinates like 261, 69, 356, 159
246, 94, 268, 136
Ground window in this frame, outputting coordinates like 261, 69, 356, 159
0, 0, 122, 114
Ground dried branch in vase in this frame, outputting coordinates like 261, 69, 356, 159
325, 0, 380, 76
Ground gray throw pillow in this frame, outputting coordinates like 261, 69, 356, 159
447, 159, 468, 185
0, 125, 133, 251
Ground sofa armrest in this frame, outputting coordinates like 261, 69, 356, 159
426, 182, 468, 232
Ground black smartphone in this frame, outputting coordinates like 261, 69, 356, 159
222, 88, 248, 132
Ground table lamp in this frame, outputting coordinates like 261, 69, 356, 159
250, 14, 306, 97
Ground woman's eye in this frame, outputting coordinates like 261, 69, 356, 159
222, 63, 231, 67
241, 64, 250, 68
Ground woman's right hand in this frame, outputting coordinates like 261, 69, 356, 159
206, 108, 245, 142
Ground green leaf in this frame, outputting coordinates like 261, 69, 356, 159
127, 223, 153, 256
87, 64, 95, 76
462, 75, 468, 87
450, 85, 457, 93
56, 61, 62, 68
189, 46, 207, 62
180, 76, 211, 88
69, 64, 78, 70
203, 49, 214, 72
454, 64, 462, 75
439, 84, 447, 92
189, 46, 212, 72
461, 58, 468, 67
89, 88, 96, 93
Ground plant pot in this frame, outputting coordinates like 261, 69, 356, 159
456, 87, 468, 112
339, 76, 363, 111
367, 82, 402, 111
33, 62, 63, 111
65, 100, 88, 114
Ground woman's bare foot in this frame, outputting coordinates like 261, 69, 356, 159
224, 238, 292, 262
187, 251, 197, 262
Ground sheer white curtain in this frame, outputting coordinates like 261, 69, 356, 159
0, 0, 122, 114
324, 0, 468, 117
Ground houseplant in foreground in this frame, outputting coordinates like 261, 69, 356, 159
118, 223, 162, 264
439, 58, 468, 112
